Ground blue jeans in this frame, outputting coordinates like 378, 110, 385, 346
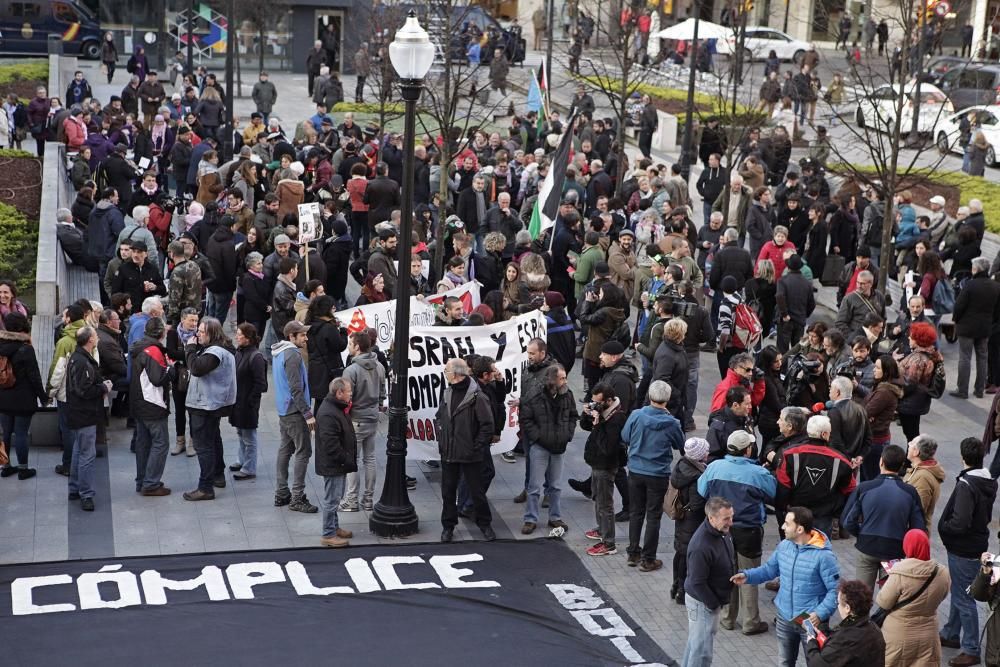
69, 424, 97, 499
963, 145, 973, 173
207, 291, 233, 324
190, 410, 224, 493
134, 417, 170, 491
236, 428, 258, 475
702, 202, 713, 227
321, 474, 346, 537
775, 615, 808, 667
58, 400, 74, 468
682, 594, 721, 667
524, 445, 563, 524
0, 413, 32, 465
474, 231, 486, 255
943, 552, 981, 657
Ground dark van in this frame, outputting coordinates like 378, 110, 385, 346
937, 63, 1000, 110
0, 0, 102, 59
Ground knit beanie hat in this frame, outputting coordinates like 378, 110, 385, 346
684, 437, 710, 463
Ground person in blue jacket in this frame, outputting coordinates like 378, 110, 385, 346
731, 505, 841, 666
699, 430, 776, 636
622, 380, 685, 572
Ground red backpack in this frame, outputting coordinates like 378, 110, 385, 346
731, 302, 763, 350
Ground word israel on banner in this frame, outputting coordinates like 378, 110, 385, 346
332, 282, 480, 362
404, 310, 547, 460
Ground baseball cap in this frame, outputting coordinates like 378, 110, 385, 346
726, 431, 756, 454
283, 321, 308, 337
929, 195, 946, 206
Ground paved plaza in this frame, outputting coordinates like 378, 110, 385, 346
3, 48, 994, 665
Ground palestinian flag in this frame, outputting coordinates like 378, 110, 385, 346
528, 112, 577, 240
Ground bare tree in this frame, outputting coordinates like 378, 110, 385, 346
809, 0, 972, 292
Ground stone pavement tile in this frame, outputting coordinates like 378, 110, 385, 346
115, 540, 161, 558
0, 538, 34, 565
247, 525, 295, 550
158, 531, 206, 555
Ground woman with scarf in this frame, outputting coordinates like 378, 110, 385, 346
0, 281, 29, 331
896, 322, 945, 442
129, 171, 164, 212
875, 529, 949, 667
149, 115, 174, 187
436, 255, 469, 293
500, 263, 529, 321
355, 271, 388, 306
805, 579, 885, 666
166, 307, 200, 456
239, 252, 269, 342
235, 228, 266, 324
195, 150, 223, 206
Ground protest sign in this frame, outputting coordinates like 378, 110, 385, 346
404, 310, 547, 460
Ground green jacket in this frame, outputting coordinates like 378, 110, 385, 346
50, 320, 85, 379
573, 245, 606, 299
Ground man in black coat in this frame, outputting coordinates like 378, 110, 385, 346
110, 240, 166, 314
204, 217, 239, 323
696, 153, 728, 226
586, 160, 613, 215
102, 144, 137, 203
315, 377, 358, 548
362, 162, 400, 228
952, 257, 1000, 399
456, 175, 489, 254
638, 95, 658, 159
775, 254, 815, 353
437, 358, 495, 543
66, 326, 110, 512
706, 386, 753, 462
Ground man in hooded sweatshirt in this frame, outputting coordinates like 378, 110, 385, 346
271, 320, 317, 514
623, 380, 685, 571
339, 331, 385, 513
938, 437, 998, 666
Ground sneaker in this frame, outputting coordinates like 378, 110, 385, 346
55, 464, 70, 477
171, 436, 185, 456
586, 543, 617, 556
585, 529, 602, 541
639, 559, 663, 572
274, 495, 291, 507
521, 522, 537, 534
81, 497, 95, 511
361, 499, 374, 512
228, 463, 242, 472
500, 452, 517, 464
513, 490, 527, 503
0, 466, 19, 478
339, 501, 360, 512
289, 497, 318, 513
320, 536, 350, 548
233, 472, 256, 480
627, 553, 640, 567
17, 468, 36, 480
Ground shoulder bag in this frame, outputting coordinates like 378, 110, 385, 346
870, 564, 938, 627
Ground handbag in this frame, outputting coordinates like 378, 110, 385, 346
820, 253, 845, 287
870, 564, 938, 628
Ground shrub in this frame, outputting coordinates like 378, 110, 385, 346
0, 148, 34, 159
332, 101, 404, 114
0, 62, 49, 86
575, 74, 755, 116
0, 202, 37, 293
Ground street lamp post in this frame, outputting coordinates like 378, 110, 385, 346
679, 7, 701, 182
370, 11, 434, 538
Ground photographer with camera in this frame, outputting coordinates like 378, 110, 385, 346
581, 383, 628, 557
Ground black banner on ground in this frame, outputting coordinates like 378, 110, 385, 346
0, 539, 675, 666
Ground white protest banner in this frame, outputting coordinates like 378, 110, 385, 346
297, 202, 322, 243
404, 310, 547, 460
332, 281, 480, 362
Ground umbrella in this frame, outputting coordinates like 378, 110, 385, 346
654, 18, 732, 41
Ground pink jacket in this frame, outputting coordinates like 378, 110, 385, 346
757, 240, 797, 278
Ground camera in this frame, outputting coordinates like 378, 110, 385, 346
586, 401, 603, 413
752, 367, 765, 381
671, 300, 699, 318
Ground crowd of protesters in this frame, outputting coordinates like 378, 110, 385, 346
5, 19, 1000, 667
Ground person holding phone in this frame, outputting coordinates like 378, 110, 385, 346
804, 579, 885, 666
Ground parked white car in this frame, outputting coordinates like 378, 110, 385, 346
716, 27, 811, 63
854, 82, 954, 135
935, 105, 1000, 166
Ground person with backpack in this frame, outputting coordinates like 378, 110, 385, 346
0, 312, 49, 480
951, 257, 1000, 399
716, 275, 762, 377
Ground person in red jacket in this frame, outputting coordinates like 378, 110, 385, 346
710, 352, 766, 414
756, 225, 796, 279
63, 106, 88, 151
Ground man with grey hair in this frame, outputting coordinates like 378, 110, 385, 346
56, 207, 96, 270
828, 375, 871, 465
586, 159, 612, 215
903, 435, 944, 525
438, 357, 496, 543
166, 241, 202, 326
951, 256, 1000, 399
117, 204, 160, 269
698, 430, 775, 635
711, 172, 752, 246
315, 376, 356, 548
623, 380, 685, 571
761, 406, 810, 471
967, 198, 985, 241
834, 269, 885, 337
66, 325, 111, 512
682, 496, 736, 665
